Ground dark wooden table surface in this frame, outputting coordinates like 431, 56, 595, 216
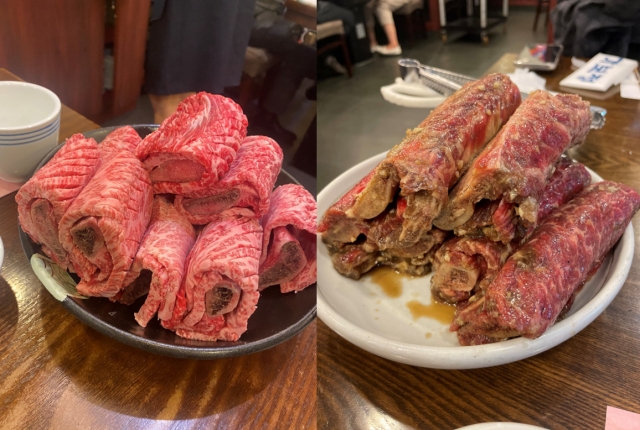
318, 54, 640, 429
0, 68, 316, 430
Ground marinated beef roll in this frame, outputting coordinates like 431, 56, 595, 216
16, 134, 102, 269
163, 215, 262, 342
136, 93, 248, 195
175, 135, 283, 224
432, 158, 591, 303
434, 91, 592, 241
349, 74, 521, 246
260, 185, 317, 293
118, 196, 196, 327
452, 181, 640, 345
318, 167, 376, 247
58, 150, 153, 297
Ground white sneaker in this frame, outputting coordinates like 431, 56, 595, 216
376, 45, 402, 56
370, 45, 379, 53
325, 56, 347, 75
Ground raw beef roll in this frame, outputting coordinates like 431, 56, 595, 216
16, 134, 101, 269
175, 135, 283, 224
99, 126, 142, 159
58, 150, 153, 297
348, 74, 521, 246
434, 91, 592, 240
260, 185, 317, 293
118, 196, 196, 327
431, 158, 591, 303
452, 181, 640, 345
135, 93, 248, 195
163, 215, 262, 342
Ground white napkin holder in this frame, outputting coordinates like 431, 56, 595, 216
559, 53, 638, 92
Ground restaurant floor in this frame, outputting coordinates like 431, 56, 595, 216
318, 6, 547, 190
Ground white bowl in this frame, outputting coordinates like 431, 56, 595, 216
0, 81, 61, 183
318, 151, 635, 369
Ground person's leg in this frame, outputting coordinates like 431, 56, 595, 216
317, 1, 355, 35
375, 1, 399, 48
365, 0, 379, 49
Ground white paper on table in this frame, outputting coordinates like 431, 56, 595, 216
620, 71, 640, 100
507, 68, 547, 93
559, 53, 638, 92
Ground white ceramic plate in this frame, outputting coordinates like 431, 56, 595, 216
317, 151, 635, 369
456, 424, 549, 430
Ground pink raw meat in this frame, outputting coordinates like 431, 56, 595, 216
260, 184, 317, 293
58, 150, 153, 297
135, 93, 248, 195
16, 134, 102, 269
175, 135, 283, 224
99, 126, 142, 160
118, 196, 196, 327
163, 215, 262, 342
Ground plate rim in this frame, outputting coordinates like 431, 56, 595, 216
20, 124, 317, 359
317, 150, 634, 369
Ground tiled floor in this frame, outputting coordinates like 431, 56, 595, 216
318, 6, 547, 190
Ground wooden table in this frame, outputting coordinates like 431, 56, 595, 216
0, 69, 316, 430
318, 54, 640, 429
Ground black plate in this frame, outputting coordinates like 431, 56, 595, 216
19, 125, 316, 359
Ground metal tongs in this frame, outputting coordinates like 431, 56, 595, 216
398, 58, 606, 130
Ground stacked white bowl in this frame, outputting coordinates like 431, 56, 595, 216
0, 81, 61, 183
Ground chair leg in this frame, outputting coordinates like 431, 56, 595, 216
544, 1, 550, 27
238, 74, 253, 108
533, 0, 542, 31
406, 14, 414, 48
340, 35, 353, 78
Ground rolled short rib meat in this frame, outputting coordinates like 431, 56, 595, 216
16, 134, 101, 268
135, 93, 248, 195
318, 167, 376, 247
118, 196, 196, 327
260, 184, 317, 293
432, 158, 591, 303
99, 126, 142, 159
432, 238, 514, 304
163, 216, 262, 341
349, 74, 521, 245
451, 181, 640, 345
434, 91, 592, 241
58, 150, 153, 297
175, 135, 283, 224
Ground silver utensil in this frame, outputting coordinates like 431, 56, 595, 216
397, 58, 606, 130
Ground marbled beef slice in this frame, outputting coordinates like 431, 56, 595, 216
135, 93, 248, 195
16, 134, 102, 269
260, 184, 317, 293
175, 135, 283, 224
58, 150, 153, 297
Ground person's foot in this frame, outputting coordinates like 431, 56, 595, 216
376, 45, 402, 56
252, 110, 297, 146
370, 45, 379, 53
325, 56, 347, 75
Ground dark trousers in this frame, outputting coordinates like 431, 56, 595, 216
249, 11, 315, 115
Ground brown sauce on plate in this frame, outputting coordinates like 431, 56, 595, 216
406, 298, 456, 324
369, 266, 410, 298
